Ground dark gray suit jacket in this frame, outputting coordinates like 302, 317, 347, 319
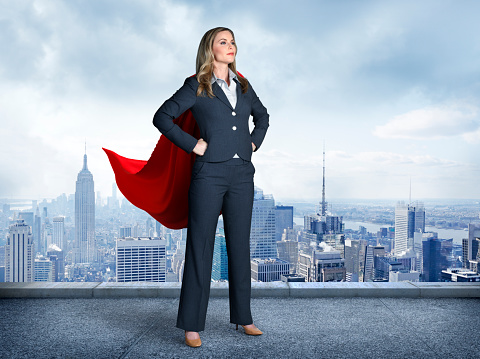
153, 75, 269, 162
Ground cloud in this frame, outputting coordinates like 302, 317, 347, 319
1, 1, 480, 200
0, 1, 204, 99
252, 149, 475, 200
374, 103, 480, 140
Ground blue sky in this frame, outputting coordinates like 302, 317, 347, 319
1, 0, 479, 201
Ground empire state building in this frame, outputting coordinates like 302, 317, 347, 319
74, 151, 96, 263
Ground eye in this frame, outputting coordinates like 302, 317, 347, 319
220, 41, 226, 45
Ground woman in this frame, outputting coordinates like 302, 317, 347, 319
153, 27, 269, 347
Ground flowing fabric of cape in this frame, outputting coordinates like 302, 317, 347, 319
103, 73, 245, 230
103, 108, 199, 230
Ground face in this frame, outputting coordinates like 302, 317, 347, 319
211, 30, 236, 67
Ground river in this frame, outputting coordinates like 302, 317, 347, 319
294, 217, 467, 245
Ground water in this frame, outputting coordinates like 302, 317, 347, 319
343, 221, 466, 245
294, 217, 467, 245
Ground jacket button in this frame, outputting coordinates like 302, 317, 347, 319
232, 126, 237, 130
232, 111, 236, 116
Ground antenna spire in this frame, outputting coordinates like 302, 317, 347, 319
321, 141, 326, 216
83, 139, 88, 170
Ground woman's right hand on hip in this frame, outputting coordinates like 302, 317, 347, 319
193, 138, 208, 156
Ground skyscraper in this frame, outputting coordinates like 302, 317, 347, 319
275, 205, 293, 241
74, 151, 96, 263
52, 216, 65, 250
34, 207, 41, 255
395, 201, 425, 256
47, 244, 65, 282
363, 245, 386, 282
276, 239, 298, 274
212, 232, 228, 281
302, 148, 343, 245
250, 187, 277, 259
344, 238, 361, 282
5, 219, 35, 282
18, 212, 34, 231
422, 237, 442, 282
463, 223, 480, 270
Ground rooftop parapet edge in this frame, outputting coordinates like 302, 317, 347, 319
1, 282, 479, 299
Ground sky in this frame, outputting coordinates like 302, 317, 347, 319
1, 0, 480, 203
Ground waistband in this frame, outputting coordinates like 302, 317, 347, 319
197, 157, 250, 166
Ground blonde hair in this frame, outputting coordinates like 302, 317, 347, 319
195, 27, 248, 97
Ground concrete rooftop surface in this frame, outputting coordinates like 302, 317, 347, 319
1, 282, 480, 358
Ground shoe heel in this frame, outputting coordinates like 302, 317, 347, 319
236, 324, 238, 330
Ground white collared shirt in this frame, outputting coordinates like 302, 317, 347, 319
211, 68, 237, 109
211, 68, 240, 158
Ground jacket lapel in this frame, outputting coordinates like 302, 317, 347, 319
234, 78, 243, 111
212, 78, 243, 111
212, 82, 233, 110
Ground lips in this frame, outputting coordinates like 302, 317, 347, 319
227, 53, 234, 55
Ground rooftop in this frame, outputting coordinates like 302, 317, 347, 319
1, 282, 479, 358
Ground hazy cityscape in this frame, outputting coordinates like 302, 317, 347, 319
2, 151, 479, 284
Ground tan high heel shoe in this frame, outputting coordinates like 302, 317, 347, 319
185, 331, 202, 347
236, 324, 263, 335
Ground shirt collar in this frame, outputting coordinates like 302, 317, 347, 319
211, 68, 237, 85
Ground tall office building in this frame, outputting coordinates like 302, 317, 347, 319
96, 191, 102, 208
344, 239, 361, 282
155, 221, 164, 239
108, 183, 119, 209
422, 237, 442, 282
212, 232, 228, 281
276, 239, 298, 274
74, 151, 96, 264
463, 224, 480, 271
18, 212, 34, 231
119, 226, 133, 239
42, 218, 53, 254
275, 205, 294, 241
413, 232, 424, 272
250, 187, 277, 259
304, 215, 343, 240
5, 219, 35, 282
116, 237, 166, 282
47, 244, 65, 282
172, 240, 186, 282
395, 201, 425, 256
52, 216, 65, 250
3, 203, 10, 217
34, 207, 41, 254
0, 245, 6, 282
363, 245, 386, 282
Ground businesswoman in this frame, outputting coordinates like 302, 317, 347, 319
153, 27, 270, 347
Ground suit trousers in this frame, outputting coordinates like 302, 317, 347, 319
176, 157, 255, 332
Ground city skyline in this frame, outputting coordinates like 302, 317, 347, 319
1, 1, 480, 200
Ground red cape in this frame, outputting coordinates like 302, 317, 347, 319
103, 108, 200, 230
104, 73, 246, 229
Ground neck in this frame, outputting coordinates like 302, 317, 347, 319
213, 64, 229, 82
